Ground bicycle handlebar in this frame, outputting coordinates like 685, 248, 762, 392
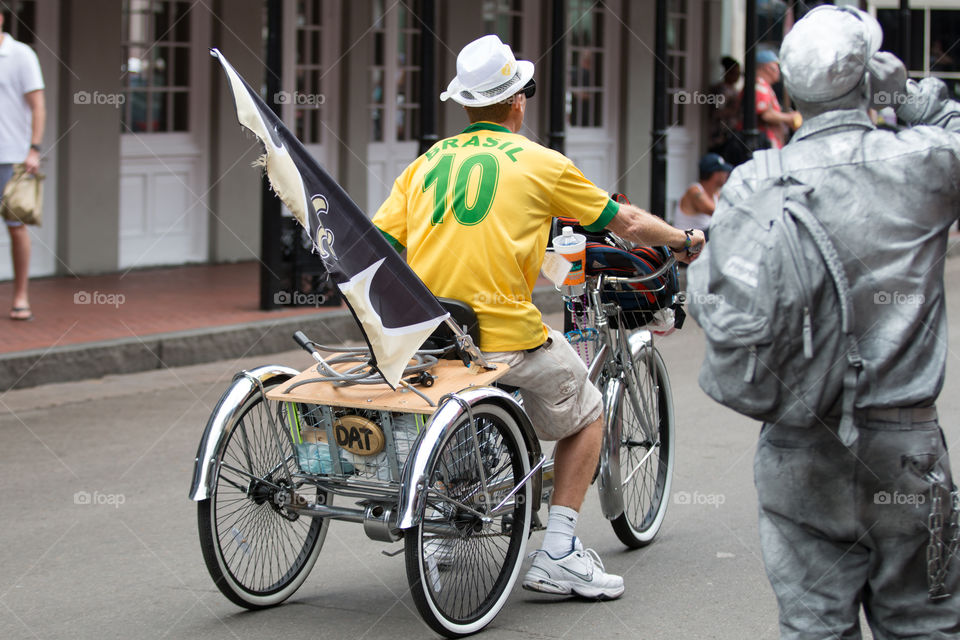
293, 330, 318, 355
599, 254, 678, 286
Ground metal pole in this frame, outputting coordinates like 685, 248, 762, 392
260, 0, 284, 310
548, 0, 566, 154
899, 0, 911, 72
742, 0, 759, 156
418, 0, 438, 156
549, 0, 572, 332
649, 0, 668, 218
782, 0, 796, 112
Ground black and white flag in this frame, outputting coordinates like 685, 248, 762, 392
212, 49, 448, 387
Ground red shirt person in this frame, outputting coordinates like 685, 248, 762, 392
750, 49, 799, 149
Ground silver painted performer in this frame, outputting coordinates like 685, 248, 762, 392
716, 6, 960, 638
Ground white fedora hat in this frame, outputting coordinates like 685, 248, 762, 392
440, 34, 535, 107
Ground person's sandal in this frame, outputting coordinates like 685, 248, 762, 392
10, 307, 33, 321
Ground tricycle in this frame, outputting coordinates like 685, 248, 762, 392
190, 265, 676, 637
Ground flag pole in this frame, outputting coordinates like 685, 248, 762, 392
444, 317, 492, 369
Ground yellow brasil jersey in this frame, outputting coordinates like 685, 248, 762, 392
372, 121, 619, 352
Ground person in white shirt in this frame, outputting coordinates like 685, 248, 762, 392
672, 153, 733, 232
0, 12, 45, 321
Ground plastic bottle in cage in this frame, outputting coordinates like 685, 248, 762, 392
369, 412, 422, 481
553, 226, 586, 296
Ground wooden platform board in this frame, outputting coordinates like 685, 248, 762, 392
266, 360, 510, 414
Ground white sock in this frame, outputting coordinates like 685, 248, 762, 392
542, 505, 578, 558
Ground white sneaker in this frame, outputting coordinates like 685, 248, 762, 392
522, 537, 624, 599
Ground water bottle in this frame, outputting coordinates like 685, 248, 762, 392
552, 226, 586, 296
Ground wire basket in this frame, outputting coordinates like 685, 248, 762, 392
599, 275, 674, 330
281, 403, 427, 483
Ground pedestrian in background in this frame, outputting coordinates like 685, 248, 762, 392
0, 11, 45, 321
748, 48, 799, 150
707, 56, 741, 153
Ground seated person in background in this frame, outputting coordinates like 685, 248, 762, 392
673, 153, 733, 232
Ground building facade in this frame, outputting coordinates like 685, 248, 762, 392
1, 0, 752, 279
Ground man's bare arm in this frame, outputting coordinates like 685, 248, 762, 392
690, 188, 716, 215
24, 89, 45, 174
605, 203, 705, 262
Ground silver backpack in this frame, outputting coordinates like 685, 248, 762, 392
687, 149, 865, 445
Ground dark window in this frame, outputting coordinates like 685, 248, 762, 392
877, 8, 925, 72
293, 0, 326, 144
2, 0, 37, 45
877, 7, 960, 100
567, 0, 605, 128
483, 0, 524, 57
121, 0, 192, 133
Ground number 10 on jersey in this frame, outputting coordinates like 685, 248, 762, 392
423, 153, 500, 226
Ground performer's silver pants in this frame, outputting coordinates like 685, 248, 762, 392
755, 415, 959, 639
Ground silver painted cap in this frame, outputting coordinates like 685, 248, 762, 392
780, 6, 882, 103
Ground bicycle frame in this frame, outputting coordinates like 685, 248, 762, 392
543, 261, 675, 521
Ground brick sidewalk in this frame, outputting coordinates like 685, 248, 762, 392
0, 262, 342, 355
0, 260, 564, 390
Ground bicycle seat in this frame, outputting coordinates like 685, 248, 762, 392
422, 298, 481, 360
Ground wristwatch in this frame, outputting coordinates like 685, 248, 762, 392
29, 143, 40, 152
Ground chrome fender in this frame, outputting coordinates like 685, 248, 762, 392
396, 387, 543, 530
597, 330, 654, 520
188, 365, 300, 501
597, 378, 625, 519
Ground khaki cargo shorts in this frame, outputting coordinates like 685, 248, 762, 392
483, 327, 603, 441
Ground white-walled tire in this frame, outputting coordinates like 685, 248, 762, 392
611, 345, 674, 548
197, 376, 328, 608
404, 403, 532, 637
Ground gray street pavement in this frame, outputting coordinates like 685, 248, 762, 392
3, 259, 960, 639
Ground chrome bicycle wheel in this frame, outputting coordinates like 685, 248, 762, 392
611, 342, 675, 547
198, 375, 328, 608
405, 403, 532, 638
